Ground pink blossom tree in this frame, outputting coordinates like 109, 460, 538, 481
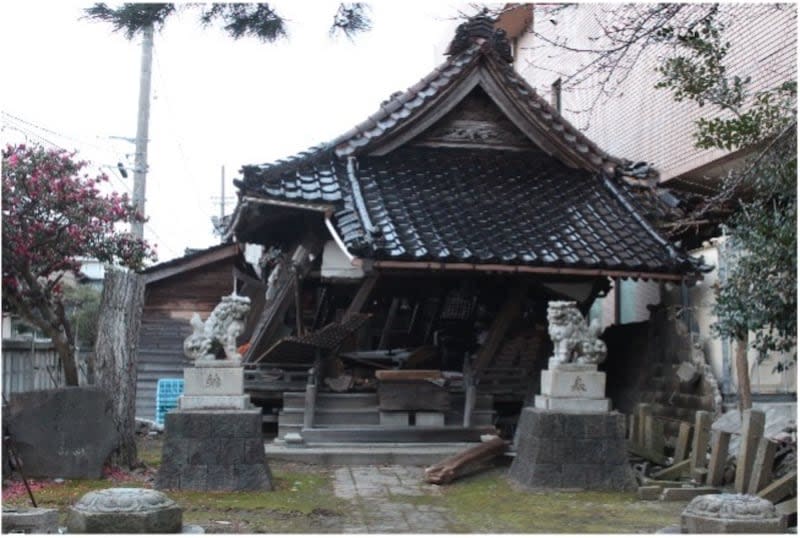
2, 143, 156, 385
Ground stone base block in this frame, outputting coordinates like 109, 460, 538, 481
509, 407, 635, 491
380, 411, 410, 426
2, 507, 59, 534
535, 395, 611, 413
156, 409, 272, 491
179, 394, 251, 410
183, 366, 244, 396
541, 366, 606, 398
416, 412, 445, 427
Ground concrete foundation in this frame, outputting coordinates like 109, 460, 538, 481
155, 409, 272, 491
509, 407, 635, 490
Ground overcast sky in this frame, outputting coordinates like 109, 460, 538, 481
1, 1, 467, 262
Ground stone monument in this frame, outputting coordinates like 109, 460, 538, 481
509, 301, 634, 490
156, 294, 273, 491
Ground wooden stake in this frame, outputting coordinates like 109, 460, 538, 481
674, 422, 694, 462
735, 408, 765, 493
747, 438, 778, 494
706, 430, 731, 487
690, 410, 711, 481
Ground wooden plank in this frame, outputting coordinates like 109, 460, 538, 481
636, 403, 652, 449
472, 283, 528, 376
758, 471, 797, 504
674, 422, 694, 462
735, 409, 766, 493
748, 438, 778, 494
651, 458, 691, 480
706, 430, 731, 487
375, 370, 442, 381
644, 415, 665, 457
690, 410, 712, 482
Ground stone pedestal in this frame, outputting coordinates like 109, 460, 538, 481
534, 364, 611, 413
2, 507, 59, 534
179, 359, 250, 410
681, 493, 787, 533
156, 409, 273, 491
66, 488, 182, 533
509, 407, 635, 490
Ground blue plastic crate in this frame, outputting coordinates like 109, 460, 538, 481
155, 378, 184, 426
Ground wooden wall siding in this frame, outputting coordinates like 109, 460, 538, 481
136, 317, 191, 420
2, 340, 90, 399
145, 260, 235, 317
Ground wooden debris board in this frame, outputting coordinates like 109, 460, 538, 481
757, 470, 797, 504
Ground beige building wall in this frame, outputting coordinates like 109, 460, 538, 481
513, 3, 797, 182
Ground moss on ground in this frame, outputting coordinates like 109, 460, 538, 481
390, 465, 686, 533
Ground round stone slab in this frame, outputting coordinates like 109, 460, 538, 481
681, 493, 786, 533
67, 488, 183, 534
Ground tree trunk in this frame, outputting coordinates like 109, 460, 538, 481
735, 335, 752, 412
93, 267, 145, 468
52, 332, 80, 386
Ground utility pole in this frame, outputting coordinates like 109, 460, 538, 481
220, 165, 226, 224
131, 24, 154, 240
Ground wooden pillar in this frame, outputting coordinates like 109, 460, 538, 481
463, 364, 476, 428
747, 438, 778, 494
674, 422, 694, 462
644, 415, 665, 456
735, 408, 765, 493
690, 410, 712, 482
706, 430, 731, 486
303, 366, 318, 430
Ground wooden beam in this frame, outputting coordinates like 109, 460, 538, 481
748, 438, 778, 494
344, 273, 378, 319
644, 415, 665, 457
651, 458, 691, 481
472, 282, 528, 377
735, 408, 766, 493
706, 430, 731, 487
758, 470, 797, 504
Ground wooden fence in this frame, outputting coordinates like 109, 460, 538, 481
2, 339, 89, 400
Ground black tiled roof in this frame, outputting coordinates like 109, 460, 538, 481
233, 15, 705, 277
238, 146, 699, 275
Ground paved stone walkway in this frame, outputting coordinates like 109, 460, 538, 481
333, 465, 457, 533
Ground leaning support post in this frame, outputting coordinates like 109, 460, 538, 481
674, 421, 694, 463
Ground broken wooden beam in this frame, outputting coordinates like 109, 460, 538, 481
706, 429, 731, 487
735, 408, 765, 493
628, 443, 668, 466
472, 283, 528, 377
651, 458, 691, 481
344, 273, 378, 319
757, 470, 797, 504
644, 414, 666, 459
660, 486, 721, 502
747, 438, 778, 495
424, 436, 507, 485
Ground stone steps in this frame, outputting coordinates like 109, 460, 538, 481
263, 441, 489, 465
298, 425, 496, 444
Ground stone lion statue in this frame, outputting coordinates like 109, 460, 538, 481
183, 294, 251, 362
547, 300, 607, 368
